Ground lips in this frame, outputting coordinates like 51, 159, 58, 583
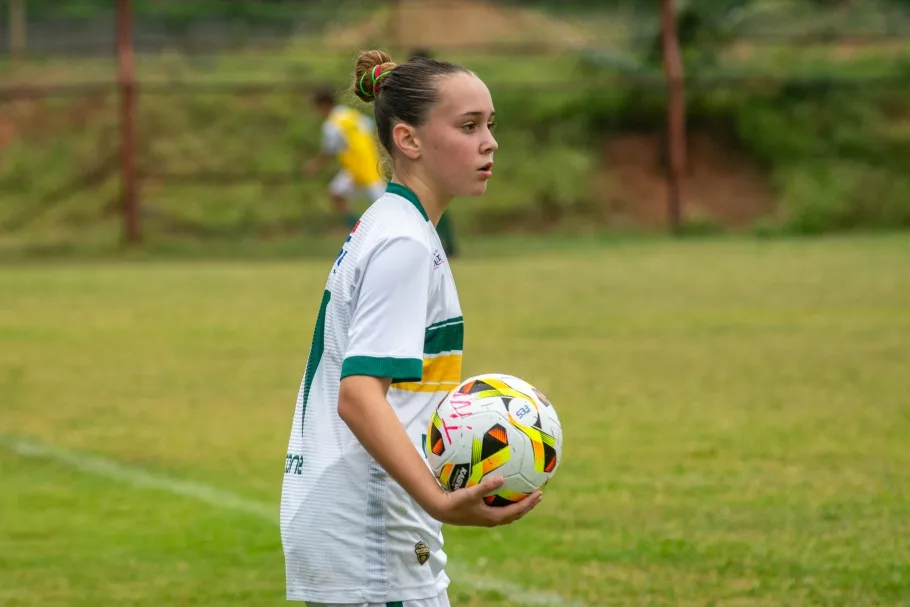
478, 161, 494, 179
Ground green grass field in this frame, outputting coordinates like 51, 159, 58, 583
2, 236, 910, 606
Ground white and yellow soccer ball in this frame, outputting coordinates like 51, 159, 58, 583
425, 373, 562, 507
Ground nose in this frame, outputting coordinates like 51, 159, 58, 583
482, 131, 498, 154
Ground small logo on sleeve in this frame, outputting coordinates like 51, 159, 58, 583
332, 221, 360, 275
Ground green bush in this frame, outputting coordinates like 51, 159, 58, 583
775, 161, 910, 234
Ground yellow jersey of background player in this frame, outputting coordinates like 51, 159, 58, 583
303, 87, 386, 229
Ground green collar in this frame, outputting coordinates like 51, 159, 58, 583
386, 182, 429, 222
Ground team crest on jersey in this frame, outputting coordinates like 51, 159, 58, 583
414, 540, 431, 565
433, 249, 445, 269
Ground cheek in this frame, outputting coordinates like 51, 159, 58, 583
426, 132, 474, 167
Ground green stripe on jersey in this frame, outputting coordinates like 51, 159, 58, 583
341, 356, 423, 383
386, 182, 429, 222
426, 315, 463, 331
424, 319, 464, 355
386, 602, 404, 607
301, 290, 331, 434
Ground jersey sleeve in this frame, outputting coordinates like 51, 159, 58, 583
340, 236, 430, 383
321, 121, 346, 155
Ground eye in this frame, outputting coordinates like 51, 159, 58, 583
488, 120, 497, 131
461, 123, 476, 133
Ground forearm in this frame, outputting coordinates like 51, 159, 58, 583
304, 154, 330, 173
338, 378, 444, 516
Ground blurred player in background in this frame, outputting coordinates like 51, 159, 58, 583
303, 87, 386, 229
408, 47, 459, 259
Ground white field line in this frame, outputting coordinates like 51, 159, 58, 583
2, 436, 589, 607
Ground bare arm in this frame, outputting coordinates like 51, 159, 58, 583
302, 153, 331, 177
339, 375, 443, 510
338, 375, 541, 527
337, 236, 541, 527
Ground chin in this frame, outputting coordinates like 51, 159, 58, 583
463, 181, 489, 197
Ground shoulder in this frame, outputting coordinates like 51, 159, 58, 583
322, 119, 338, 135
358, 194, 434, 255
322, 116, 338, 133
359, 112, 376, 131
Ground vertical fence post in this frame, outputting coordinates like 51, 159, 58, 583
9, 0, 26, 61
117, 0, 140, 244
391, 0, 403, 52
660, 0, 686, 234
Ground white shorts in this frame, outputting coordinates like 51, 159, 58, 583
306, 589, 450, 607
329, 170, 386, 203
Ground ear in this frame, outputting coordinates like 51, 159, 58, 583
392, 122, 421, 160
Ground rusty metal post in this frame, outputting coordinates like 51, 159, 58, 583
392, 0, 403, 51
10, 0, 26, 61
117, 0, 140, 244
660, 0, 686, 233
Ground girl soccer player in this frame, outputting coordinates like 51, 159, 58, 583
281, 50, 542, 607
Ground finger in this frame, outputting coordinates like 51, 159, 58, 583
516, 494, 541, 518
487, 493, 540, 527
495, 490, 542, 523
465, 475, 504, 500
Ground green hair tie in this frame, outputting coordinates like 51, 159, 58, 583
360, 66, 393, 98
359, 70, 373, 97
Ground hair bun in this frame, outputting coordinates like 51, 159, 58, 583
353, 50, 398, 103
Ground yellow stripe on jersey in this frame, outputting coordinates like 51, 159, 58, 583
329, 107, 382, 187
393, 352, 462, 393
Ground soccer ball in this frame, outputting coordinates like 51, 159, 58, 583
425, 373, 562, 507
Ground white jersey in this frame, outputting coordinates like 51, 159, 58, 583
281, 183, 463, 604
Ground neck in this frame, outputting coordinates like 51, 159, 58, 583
390, 171, 451, 226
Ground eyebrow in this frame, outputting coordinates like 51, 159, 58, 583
460, 111, 495, 118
